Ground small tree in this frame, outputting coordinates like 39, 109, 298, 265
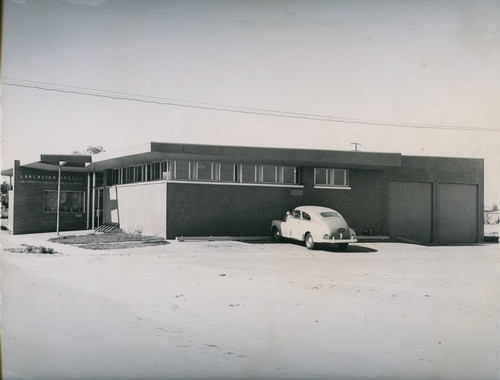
491, 203, 499, 211
1, 181, 9, 208
72, 145, 105, 156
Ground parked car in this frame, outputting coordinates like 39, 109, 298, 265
271, 206, 357, 250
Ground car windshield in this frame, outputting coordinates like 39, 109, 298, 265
320, 211, 340, 218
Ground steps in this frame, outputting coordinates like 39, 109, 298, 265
95, 223, 119, 233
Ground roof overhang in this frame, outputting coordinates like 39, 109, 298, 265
40, 154, 92, 167
2, 155, 92, 176
1, 168, 13, 176
87, 142, 402, 171
21, 162, 90, 172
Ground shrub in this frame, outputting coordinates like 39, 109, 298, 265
40, 246, 51, 254
19, 245, 56, 254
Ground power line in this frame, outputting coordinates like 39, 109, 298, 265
2, 77, 499, 132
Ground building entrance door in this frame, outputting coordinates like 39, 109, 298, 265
94, 188, 103, 228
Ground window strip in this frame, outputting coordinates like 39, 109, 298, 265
110, 161, 301, 185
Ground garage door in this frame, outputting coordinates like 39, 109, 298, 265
435, 183, 477, 243
389, 181, 432, 244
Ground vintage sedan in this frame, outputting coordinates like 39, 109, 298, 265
271, 206, 357, 250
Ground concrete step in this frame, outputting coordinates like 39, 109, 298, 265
95, 223, 120, 233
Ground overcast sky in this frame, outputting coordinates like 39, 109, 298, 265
1, 0, 499, 205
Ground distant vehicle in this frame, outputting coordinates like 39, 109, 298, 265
271, 206, 357, 250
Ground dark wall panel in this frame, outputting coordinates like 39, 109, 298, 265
166, 168, 389, 238
166, 183, 302, 238
303, 168, 388, 235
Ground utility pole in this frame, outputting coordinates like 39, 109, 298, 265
351, 142, 361, 151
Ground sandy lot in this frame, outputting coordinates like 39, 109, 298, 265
1, 231, 498, 379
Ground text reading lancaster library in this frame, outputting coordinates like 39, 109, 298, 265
2, 142, 483, 244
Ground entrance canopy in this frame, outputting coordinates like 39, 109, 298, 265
1, 154, 92, 176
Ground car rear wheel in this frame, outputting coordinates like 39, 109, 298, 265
305, 233, 315, 250
337, 243, 348, 251
272, 227, 281, 241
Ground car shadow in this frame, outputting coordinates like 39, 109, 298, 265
283, 239, 378, 253
244, 239, 378, 253
319, 244, 378, 253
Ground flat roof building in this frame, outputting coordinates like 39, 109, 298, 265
2, 142, 484, 244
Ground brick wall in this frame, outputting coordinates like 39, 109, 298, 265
12, 164, 89, 234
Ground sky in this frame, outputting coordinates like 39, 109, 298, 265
1, 0, 499, 205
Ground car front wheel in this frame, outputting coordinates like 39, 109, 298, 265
305, 233, 315, 250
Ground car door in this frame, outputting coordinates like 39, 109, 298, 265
288, 209, 302, 240
300, 211, 313, 240
280, 212, 292, 238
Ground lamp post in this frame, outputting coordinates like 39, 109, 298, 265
56, 161, 67, 236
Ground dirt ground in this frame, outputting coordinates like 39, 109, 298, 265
1, 231, 498, 379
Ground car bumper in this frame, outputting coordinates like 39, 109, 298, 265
319, 238, 358, 244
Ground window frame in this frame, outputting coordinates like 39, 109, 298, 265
193, 161, 214, 181
173, 160, 191, 180
43, 190, 86, 213
219, 162, 237, 182
314, 168, 350, 188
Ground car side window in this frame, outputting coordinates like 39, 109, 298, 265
302, 212, 311, 221
291, 210, 301, 218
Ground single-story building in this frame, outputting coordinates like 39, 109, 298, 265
2, 142, 484, 244
484, 209, 499, 225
